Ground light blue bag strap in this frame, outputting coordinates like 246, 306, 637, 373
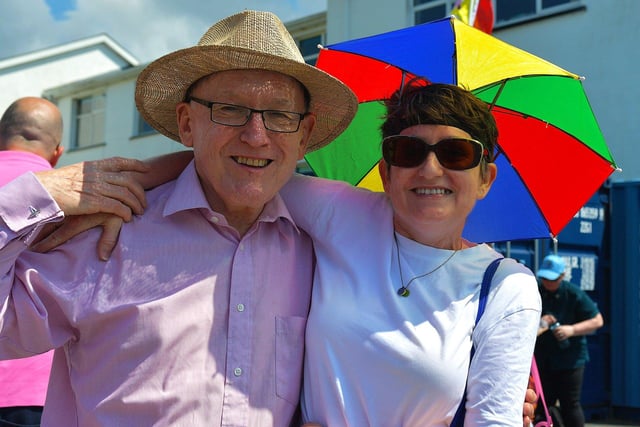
450, 257, 504, 427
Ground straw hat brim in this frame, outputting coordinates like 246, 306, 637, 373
135, 45, 358, 153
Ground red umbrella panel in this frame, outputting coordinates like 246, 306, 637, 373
305, 16, 618, 243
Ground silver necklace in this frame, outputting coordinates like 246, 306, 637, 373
394, 232, 459, 297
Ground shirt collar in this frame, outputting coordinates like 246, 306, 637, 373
162, 160, 300, 233
0, 150, 51, 167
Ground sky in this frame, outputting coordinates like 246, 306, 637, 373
0, 0, 327, 63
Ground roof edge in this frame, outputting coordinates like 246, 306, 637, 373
0, 33, 139, 70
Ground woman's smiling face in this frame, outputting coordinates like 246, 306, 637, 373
379, 124, 496, 247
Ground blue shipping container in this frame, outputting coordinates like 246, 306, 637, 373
610, 181, 640, 409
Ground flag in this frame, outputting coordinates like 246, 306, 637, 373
451, 0, 494, 34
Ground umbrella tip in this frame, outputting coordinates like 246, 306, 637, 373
317, 44, 325, 50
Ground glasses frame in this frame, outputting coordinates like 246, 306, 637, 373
382, 135, 488, 170
188, 96, 306, 133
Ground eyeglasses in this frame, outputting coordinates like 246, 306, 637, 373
188, 97, 306, 133
382, 135, 488, 170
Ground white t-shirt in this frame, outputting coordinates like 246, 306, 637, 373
281, 174, 541, 427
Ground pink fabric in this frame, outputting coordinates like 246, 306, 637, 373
0, 352, 54, 406
0, 149, 54, 407
0, 163, 313, 426
0, 150, 51, 185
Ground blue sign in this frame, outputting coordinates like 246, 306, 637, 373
556, 252, 598, 292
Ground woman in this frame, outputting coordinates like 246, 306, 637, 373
280, 82, 541, 426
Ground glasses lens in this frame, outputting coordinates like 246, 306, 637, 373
382, 136, 482, 170
383, 136, 426, 168
435, 138, 482, 170
263, 111, 302, 133
211, 103, 250, 126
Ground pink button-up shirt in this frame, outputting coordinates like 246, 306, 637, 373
0, 162, 313, 426
0, 150, 52, 183
0, 150, 55, 408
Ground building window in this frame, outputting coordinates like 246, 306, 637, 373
495, 0, 580, 25
72, 93, 105, 149
414, 0, 454, 25
299, 34, 324, 65
287, 13, 326, 66
134, 110, 156, 137
413, 0, 583, 26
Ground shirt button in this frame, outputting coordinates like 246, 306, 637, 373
237, 303, 245, 312
211, 216, 219, 223
234, 367, 243, 377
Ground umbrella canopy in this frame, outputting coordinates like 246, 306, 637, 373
305, 16, 618, 243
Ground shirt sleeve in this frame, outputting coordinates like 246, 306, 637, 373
575, 288, 600, 321
465, 261, 542, 426
280, 174, 348, 236
0, 172, 64, 245
0, 173, 64, 357
281, 174, 387, 239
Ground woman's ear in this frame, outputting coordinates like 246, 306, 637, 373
378, 159, 391, 193
477, 162, 497, 200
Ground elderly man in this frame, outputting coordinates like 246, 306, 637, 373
0, 10, 356, 426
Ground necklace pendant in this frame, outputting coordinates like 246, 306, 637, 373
397, 287, 410, 297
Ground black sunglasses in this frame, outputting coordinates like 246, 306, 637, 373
382, 135, 487, 170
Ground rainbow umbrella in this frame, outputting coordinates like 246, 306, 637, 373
305, 16, 618, 243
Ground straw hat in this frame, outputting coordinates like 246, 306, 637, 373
135, 9, 357, 152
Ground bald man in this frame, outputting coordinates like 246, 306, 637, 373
0, 96, 63, 426
0, 97, 64, 178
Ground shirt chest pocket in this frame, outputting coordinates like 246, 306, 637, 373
275, 315, 307, 404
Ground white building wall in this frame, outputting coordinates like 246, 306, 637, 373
51, 74, 185, 168
326, 0, 639, 182
0, 36, 137, 113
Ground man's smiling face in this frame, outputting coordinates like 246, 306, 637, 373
177, 69, 315, 229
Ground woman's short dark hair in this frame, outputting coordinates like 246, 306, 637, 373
381, 80, 498, 161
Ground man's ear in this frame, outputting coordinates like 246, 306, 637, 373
297, 113, 316, 160
50, 144, 65, 167
176, 102, 194, 148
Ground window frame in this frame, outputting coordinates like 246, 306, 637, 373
287, 12, 326, 66
411, 0, 585, 28
494, 0, 584, 28
70, 92, 106, 151
298, 33, 325, 65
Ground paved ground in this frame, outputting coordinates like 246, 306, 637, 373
586, 421, 640, 426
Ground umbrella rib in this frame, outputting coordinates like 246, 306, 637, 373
487, 78, 508, 111
485, 79, 510, 162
